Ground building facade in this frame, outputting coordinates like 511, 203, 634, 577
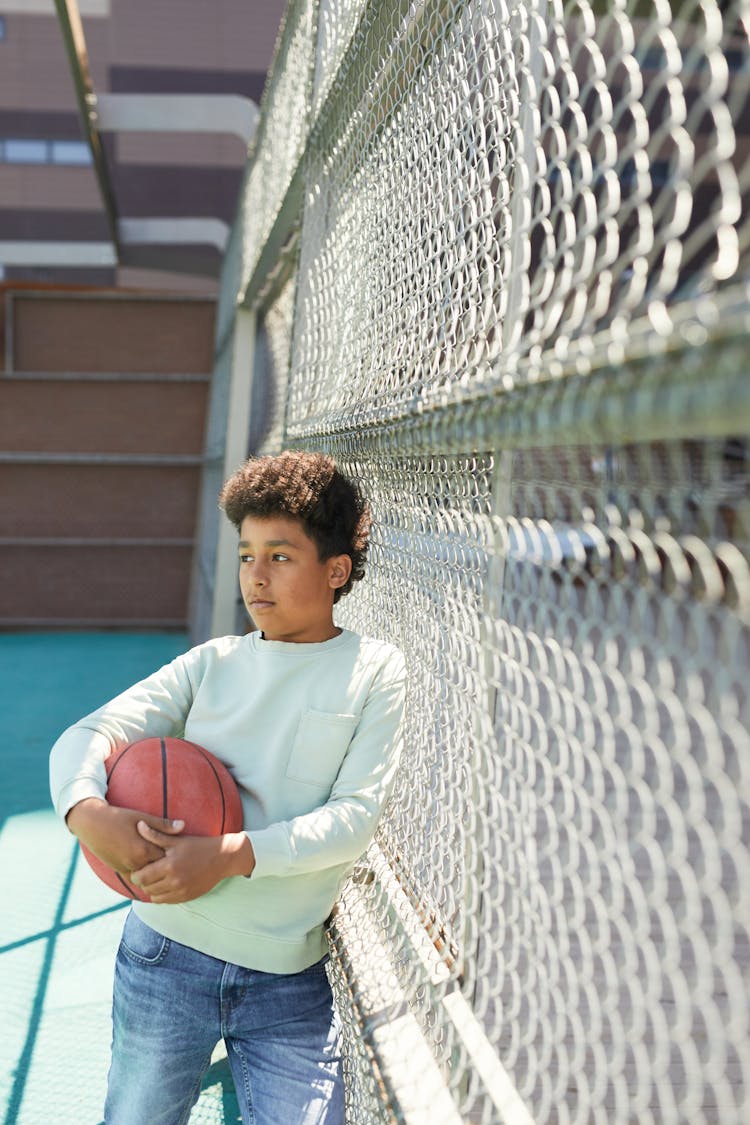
0, 0, 286, 292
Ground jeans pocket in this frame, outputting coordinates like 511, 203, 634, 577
119, 909, 170, 965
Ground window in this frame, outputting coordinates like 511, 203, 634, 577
0, 17, 6, 40
0, 138, 92, 166
50, 140, 92, 165
5, 138, 47, 163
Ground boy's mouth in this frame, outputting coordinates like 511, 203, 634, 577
250, 599, 274, 610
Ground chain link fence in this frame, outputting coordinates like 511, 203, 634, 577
207, 1, 750, 1120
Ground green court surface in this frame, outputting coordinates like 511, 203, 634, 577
0, 632, 241, 1125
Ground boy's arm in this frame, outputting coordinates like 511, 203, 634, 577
248, 660, 406, 879
49, 652, 198, 876
49, 652, 197, 821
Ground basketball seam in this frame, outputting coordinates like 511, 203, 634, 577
106, 743, 133, 782
160, 737, 169, 819
193, 745, 228, 832
114, 870, 145, 901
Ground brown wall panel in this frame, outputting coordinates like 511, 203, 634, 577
0, 109, 84, 137
0, 13, 80, 112
111, 164, 244, 221
0, 208, 110, 240
109, 0, 282, 73
0, 544, 191, 622
109, 65, 267, 101
113, 164, 243, 221
0, 166, 103, 213
0, 377, 208, 454
12, 296, 216, 374
0, 464, 202, 538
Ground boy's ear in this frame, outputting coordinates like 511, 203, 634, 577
328, 554, 352, 590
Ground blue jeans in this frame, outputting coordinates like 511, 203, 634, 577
104, 910, 344, 1125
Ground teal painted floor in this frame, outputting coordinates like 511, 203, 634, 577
0, 632, 241, 1125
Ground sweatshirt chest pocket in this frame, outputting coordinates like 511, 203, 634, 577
286, 709, 359, 790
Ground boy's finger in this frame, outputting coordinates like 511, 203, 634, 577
136, 820, 162, 842
137, 818, 184, 842
135, 819, 181, 846
130, 855, 167, 885
160, 816, 185, 833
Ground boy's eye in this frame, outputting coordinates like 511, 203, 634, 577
238, 553, 289, 563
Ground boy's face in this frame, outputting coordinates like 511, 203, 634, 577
238, 514, 352, 643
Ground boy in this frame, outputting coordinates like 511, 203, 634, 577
49, 451, 406, 1125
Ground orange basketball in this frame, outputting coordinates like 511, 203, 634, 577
80, 736, 244, 901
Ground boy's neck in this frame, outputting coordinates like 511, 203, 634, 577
260, 625, 343, 644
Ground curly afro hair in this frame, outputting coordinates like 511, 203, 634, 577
219, 450, 371, 602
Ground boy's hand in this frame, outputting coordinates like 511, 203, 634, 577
130, 822, 255, 904
66, 797, 185, 875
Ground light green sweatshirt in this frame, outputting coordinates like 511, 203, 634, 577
49, 629, 406, 973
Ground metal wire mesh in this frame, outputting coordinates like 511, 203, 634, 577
249, 273, 297, 456
312, 0, 370, 116
286, 0, 750, 434
324, 434, 750, 1124
239, 0, 317, 295
227, 0, 750, 1120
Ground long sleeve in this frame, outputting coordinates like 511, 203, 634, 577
49, 652, 197, 820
